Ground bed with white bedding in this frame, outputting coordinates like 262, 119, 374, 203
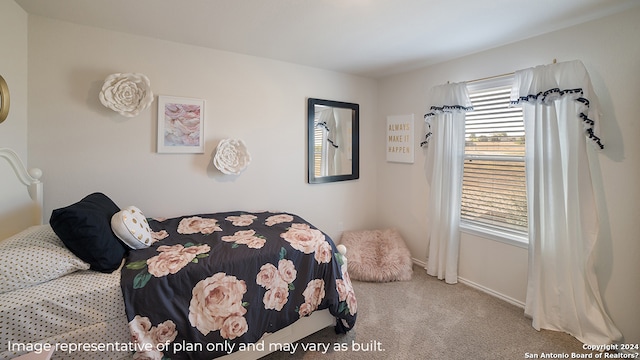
0, 148, 356, 360
0, 234, 130, 359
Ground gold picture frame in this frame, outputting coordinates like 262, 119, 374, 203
0, 75, 9, 123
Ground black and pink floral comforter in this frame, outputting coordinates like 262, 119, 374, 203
120, 211, 357, 360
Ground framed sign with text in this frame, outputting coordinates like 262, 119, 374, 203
386, 114, 414, 163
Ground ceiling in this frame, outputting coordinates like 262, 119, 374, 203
15, 0, 640, 78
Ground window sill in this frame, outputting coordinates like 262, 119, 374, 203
460, 221, 528, 249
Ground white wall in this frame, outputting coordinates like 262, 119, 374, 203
16, 0, 639, 346
0, 1, 32, 239
377, 8, 640, 344
26, 16, 379, 242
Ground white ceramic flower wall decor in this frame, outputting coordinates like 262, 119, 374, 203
99, 73, 154, 117
213, 139, 252, 175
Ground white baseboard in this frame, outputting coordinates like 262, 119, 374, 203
411, 257, 427, 268
411, 258, 525, 309
457, 277, 525, 309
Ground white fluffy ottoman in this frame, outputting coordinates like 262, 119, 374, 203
339, 228, 413, 282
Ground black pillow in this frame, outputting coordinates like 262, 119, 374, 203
49, 192, 128, 273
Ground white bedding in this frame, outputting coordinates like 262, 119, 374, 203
0, 267, 130, 360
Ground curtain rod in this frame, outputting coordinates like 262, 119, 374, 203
466, 72, 514, 84
459, 58, 558, 84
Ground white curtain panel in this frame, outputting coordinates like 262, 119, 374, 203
511, 60, 622, 344
316, 108, 336, 176
424, 82, 472, 284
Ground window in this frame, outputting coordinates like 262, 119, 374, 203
461, 76, 528, 242
313, 116, 324, 177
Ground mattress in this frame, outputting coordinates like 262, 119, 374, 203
0, 267, 131, 360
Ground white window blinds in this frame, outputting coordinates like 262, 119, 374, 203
462, 77, 528, 235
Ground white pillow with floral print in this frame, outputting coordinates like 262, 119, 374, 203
111, 206, 153, 249
0, 225, 90, 294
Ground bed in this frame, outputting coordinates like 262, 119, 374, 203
0, 148, 357, 360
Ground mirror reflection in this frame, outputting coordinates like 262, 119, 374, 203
308, 98, 359, 183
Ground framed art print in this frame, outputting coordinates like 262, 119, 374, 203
157, 96, 205, 153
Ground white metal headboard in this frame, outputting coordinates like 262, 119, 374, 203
0, 148, 44, 224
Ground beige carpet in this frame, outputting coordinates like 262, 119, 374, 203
262, 265, 595, 360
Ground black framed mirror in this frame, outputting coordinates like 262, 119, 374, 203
307, 98, 359, 183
